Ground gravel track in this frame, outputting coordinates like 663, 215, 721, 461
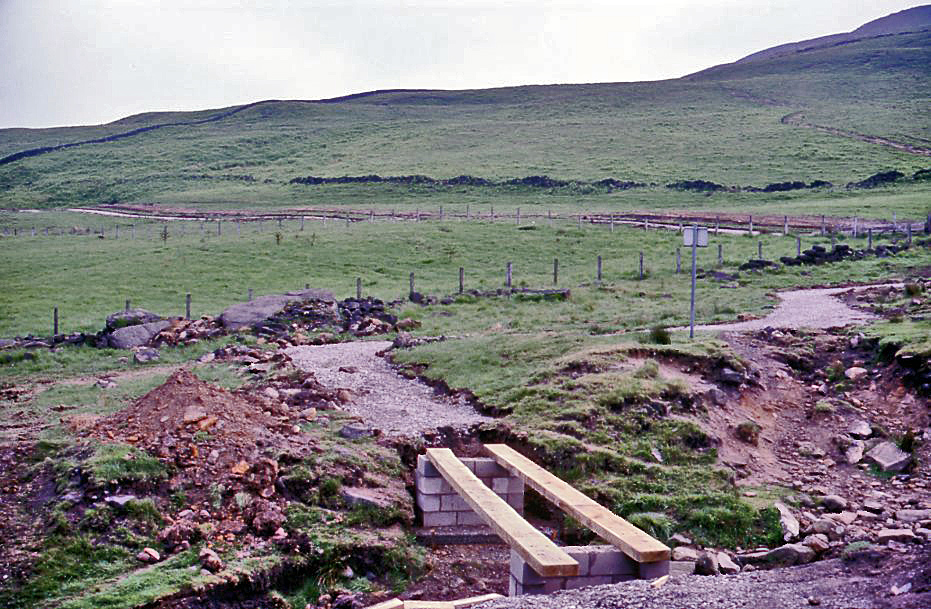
286, 341, 491, 438
692, 284, 899, 332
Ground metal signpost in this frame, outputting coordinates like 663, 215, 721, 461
683, 225, 709, 339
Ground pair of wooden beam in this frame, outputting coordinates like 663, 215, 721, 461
366, 593, 503, 609
424, 445, 669, 580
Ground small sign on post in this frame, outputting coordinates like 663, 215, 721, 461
683, 226, 709, 340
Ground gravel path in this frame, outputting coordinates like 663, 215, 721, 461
692, 284, 898, 333
286, 341, 491, 438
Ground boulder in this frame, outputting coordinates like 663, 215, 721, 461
671, 546, 699, 561
220, 289, 334, 330
809, 518, 845, 541
845, 441, 865, 465
801, 534, 830, 554
864, 441, 911, 473
821, 495, 848, 512
136, 547, 160, 563
199, 547, 224, 572
738, 544, 815, 568
895, 509, 931, 523
104, 494, 137, 508
339, 424, 372, 440
717, 553, 740, 574
774, 501, 800, 541
695, 551, 719, 575
106, 308, 162, 331
844, 367, 868, 381
133, 347, 160, 363
877, 528, 918, 543
848, 420, 872, 439
109, 320, 171, 349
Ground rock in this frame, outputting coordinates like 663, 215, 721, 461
337, 389, 353, 404
844, 367, 868, 381
845, 441, 865, 465
864, 441, 911, 473
158, 521, 201, 550
801, 534, 830, 553
718, 367, 744, 385
671, 546, 699, 561
848, 420, 872, 439
109, 320, 171, 349
739, 544, 815, 568
136, 547, 160, 563
862, 500, 883, 514
182, 406, 208, 424
706, 387, 727, 406
821, 495, 848, 512
809, 518, 845, 541
774, 501, 800, 541
339, 424, 372, 440
829, 511, 858, 526
199, 547, 224, 572
717, 553, 740, 574
231, 460, 250, 476
104, 494, 138, 508
220, 289, 334, 330
915, 527, 931, 540
895, 509, 931, 523
301, 407, 317, 420
694, 551, 719, 575
669, 533, 693, 546
248, 458, 279, 498
132, 347, 160, 363
797, 442, 825, 459
248, 500, 286, 536
877, 528, 918, 543
263, 387, 280, 400
393, 331, 415, 349
395, 318, 421, 331
106, 308, 162, 331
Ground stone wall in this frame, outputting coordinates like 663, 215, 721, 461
415, 455, 524, 528
509, 546, 670, 595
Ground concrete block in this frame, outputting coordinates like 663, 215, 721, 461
457, 511, 487, 526
564, 576, 612, 590
510, 550, 546, 585
638, 560, 670, 579
422, 511, 456, 527
416, 455, 440, 477
563, 547, 592, 576
513, 581, 546, 596
588, 546, 637, 576
441, 494, 471, 512
416, 475, 452, 495
459, 458, 478, 473
416, 493, 441, 512
473, 459, 508, 478
506, 493, 525, 512
508, 575, 518, 597
492, 477, 510, 493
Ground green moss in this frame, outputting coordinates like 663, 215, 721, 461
86, 443, 168, 487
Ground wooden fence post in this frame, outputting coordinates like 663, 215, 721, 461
748, 215, 753, 236
758, 241, 763, 260
715, 215, 719, 235
676, 247, 681, 274
356, 278, 362, 299
553, 258, 558, 285
506, 262, 512, 289
459, 267, 464, 294
821, 215, 826, 236
797, 236, 801, 256
868, 228, 873, 250
125, 299, 131, 312
639, 252, 644, 279
248, 288, 253, 301
516, 207, 520, 225
718, 243, 723, 266
301, 216, 306, 231
409, 273, 415, 299
115, 225, 119, 239
783, 216, 788, 236
186, 294, 191, 320
217, 220, 221, 236
53, 307, 58, 336
597, 255, 602, 283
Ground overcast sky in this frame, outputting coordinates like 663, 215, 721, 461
0, 0, 923, 128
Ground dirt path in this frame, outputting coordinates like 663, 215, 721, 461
781, 111, 931, 157
285, 341, 491, 438
692, 284, 900, 332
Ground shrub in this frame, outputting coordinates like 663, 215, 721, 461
647, 326, 671, 345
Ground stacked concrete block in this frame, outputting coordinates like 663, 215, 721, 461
415, 455, 524, 528
508, 546, 670, 596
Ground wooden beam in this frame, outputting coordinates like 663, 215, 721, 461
425, 448, 578, 577
403, 602, 456, 609
451, 594, 505, 608
484, 444, 670, 563
364, 600, 404, 609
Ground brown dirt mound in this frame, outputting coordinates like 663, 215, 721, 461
93, 369, 317, 492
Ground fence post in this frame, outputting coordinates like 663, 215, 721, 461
853, 217, 858, 238
201, 222, 205, 236
893, 212, 897, 233
125, 299, 131, 312
217, 220, 221, 236
578, 215, 582, 229
186, 293, 191, 320
416, 209, 421, 222
715, 215, 720, 235
639, 252, 644, 279
783, 216, 788, 236
868, 228, 873, 250
131, 224, 135, 239
237, 220, 241, 236
491, 205, 494, 220
409, 273, 415, 299
115, 225, 119, 239
758, 241, 763, 260
553, 258, 558, 285
459, 267, 464, 294
53, 307, 59, 336
821, 215, 826, 236
356, 278, 362, 299
644, 218, 648, 231
506, 262, 512, 289
831, 231, 836, 250
597, 255, 602, 283
748, 215, 753, 236
796, 236, 801, 256
301, 216, 306, 231
248, 288, 253, 301
907, 222, 912, 245
466, 204, 470, 220
717, 243, 723, 266
516, 207, 520, 225
439, 206, 444, 221
676, 247, 681, 273
678, 221, 683, 233
610, 215, 614, 232
345, 216, 350, 228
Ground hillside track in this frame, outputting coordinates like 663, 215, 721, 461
781, 111, 931, 157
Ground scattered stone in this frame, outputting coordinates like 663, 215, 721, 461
797, 442, 826, 459
862, 500, 884, 514
774, 501, 800, 541
845, 441, 865, 465
864, 441, 911, 473
718, 368, 745, 385
137, 547, 160, 563
672, 546, 699, 561
199, 547, 223, 572
109, 320, 171, 349
895, 509, 931, 523
738, 543, 815, 568
848, 420, 872, 438
877, 528, 918, 543
717, 553, 740, 574
339, 424, 372, 440
891, 582, 912, 596
844, 367, 868, 381
182, 406, 208, 425
669, 533, 693, 546
133, 347, 160, 363
104, 494, 138, 508
801, 534, 830, 554
695, 551, 719, 575
821, 495, 848, 512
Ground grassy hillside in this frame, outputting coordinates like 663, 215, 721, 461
0, 31, 928, 209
